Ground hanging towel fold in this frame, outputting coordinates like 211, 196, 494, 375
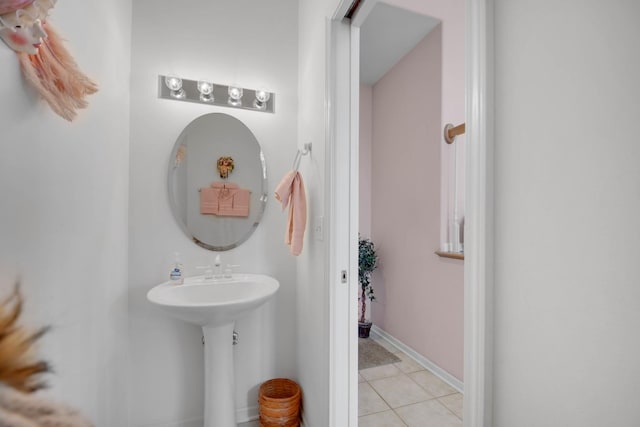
274, 171, 307, 256
226, 187, 250, 217
217, 183, 250, 217
200, 187, 219, 214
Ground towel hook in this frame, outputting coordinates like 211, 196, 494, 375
444, 123, 466, 144
293, 142, 312, 171
300, 142, 312, 155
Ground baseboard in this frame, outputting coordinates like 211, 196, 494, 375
237, 405, 259, 424
138, 405, 258, 427
139, 417, 202, 427
370, 325, 464, 393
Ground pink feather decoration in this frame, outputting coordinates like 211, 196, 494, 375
18, 22, 98, 121
0, 0, 34, 15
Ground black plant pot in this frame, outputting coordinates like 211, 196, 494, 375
358, 321, 372, 338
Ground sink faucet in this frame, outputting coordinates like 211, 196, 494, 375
196, 254, 223, 280
213, 254, 222, 279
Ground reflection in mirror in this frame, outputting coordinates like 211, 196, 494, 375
168, 113, 267, 251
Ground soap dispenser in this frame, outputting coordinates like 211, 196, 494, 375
169, 252, 184, 285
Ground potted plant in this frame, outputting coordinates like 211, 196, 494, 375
358, 235, 378, 338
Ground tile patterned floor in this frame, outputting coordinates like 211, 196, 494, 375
242, 336, 463, 426
359, 336, 463, 427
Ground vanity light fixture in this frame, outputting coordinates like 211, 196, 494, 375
165, 75, 185, 99
227, 85, 243, 107
253, 89, 271, 110
197, 80, 214, 102
158, 75, 275, 113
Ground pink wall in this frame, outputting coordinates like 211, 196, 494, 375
359, 84, 373, 238
387, 0, 466, 248
369, 22, 464, 380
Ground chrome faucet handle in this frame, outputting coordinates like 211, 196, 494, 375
196, 265, 214, 280
223, 264, 240, 278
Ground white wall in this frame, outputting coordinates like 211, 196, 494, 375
128, 1, 298, 425
493, 1, 640, 425
296, 0, 341, 425
0, 0, 131, 424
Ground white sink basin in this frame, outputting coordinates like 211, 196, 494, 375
146, 273, 279, 327
146, 273, 280, 427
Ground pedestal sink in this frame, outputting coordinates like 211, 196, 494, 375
147, 274, 280, 427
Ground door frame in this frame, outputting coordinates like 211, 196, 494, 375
327, 0, 494, 426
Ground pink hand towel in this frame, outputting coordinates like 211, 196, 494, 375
212, 182, 239, 190
217, 186, 250, 217
274, 171, 307, 256
200, 187, 219, 214
231, 188, 251, 217
217, 184, 237, 215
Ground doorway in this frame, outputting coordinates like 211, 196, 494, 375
355, 1, 464, 425
327, 0, 493, 426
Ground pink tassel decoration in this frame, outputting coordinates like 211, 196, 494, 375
17, 22, 98, 121
0, 0, 33, 15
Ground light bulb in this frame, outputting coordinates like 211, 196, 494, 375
228, 85, 243, 107
165, 75, 185, 99
253, 89, 271, 109
197, 80, 214, 102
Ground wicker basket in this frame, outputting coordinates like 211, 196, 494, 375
259, 378, 301, 427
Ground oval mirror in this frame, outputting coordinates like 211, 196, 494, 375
168, 113, 267, 251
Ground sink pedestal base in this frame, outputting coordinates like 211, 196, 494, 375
203, 322, 236, 427
146, 274, 280, 426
